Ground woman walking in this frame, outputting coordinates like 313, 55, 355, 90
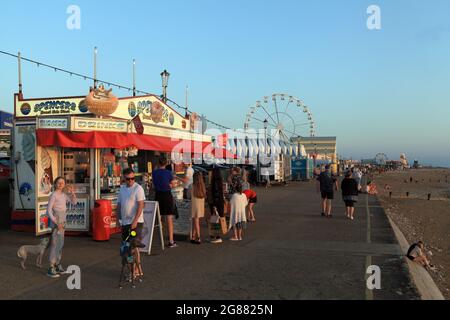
209, 168, 225, 244
191, 172, 206, 244
228, 184, 248, 241
341, 171, 359, 220
46, 177, 77, 278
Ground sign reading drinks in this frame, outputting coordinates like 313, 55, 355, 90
71, 117, 128, 132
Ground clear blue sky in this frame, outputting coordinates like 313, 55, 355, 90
1, 0, 449, 166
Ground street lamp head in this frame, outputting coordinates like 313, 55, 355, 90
263, 118, 268, 130
160, 69, 170, 87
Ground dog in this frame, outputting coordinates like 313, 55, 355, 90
17, 237, 50, 270
118, 231, 143, 289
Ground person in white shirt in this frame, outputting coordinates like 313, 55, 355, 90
117, 168, 146, 278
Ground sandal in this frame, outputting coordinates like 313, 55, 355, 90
230, 237, 239, 241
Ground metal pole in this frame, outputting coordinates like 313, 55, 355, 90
18, 52, 22, 93
94, 47, 98, 89
185, 85, 188, 110
133, 59, 136, 97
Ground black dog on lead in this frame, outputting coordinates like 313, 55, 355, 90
118, 228, 143, 289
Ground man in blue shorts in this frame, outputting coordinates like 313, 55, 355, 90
316, 164, 339, 218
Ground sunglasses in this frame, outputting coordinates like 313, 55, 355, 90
125, 177, 135, 181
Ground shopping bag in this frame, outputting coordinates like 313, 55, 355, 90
210, 207, 220, 224
209, 207, 228, 236
209, 221, 222, 237
219, 217, 228, 235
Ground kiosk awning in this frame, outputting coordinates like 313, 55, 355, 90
36, 129, 210, 152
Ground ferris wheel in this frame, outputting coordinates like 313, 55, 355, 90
375, 153, 388, 165
244, 93, 316, 142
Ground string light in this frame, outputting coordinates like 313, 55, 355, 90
0, 49, 231, 131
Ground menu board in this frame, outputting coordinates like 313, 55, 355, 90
172, 199, 191, 237
140, 201, 165, 255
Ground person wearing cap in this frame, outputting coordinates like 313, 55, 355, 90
316, 164, 338, 218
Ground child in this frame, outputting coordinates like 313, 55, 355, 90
46, 177, 77, 278
243, 189, 257, 222
228, 184, 248, 241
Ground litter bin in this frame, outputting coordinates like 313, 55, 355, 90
92, 199, 112, 241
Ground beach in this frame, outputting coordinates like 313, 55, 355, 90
374, 168, 450, 299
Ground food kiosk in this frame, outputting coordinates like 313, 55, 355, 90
12, 88, 212, 236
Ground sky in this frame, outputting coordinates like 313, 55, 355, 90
0, 0, 449, 166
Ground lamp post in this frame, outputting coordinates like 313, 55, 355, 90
94, 47, 98, 89
132, 59, 136, 97
160, 69, 170, 103
263, 119, 268, 156
263, 119, 269, 187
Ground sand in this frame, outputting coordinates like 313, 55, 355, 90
373, 168, 450, 299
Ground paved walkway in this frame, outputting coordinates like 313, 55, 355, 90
0, 180, 419, 299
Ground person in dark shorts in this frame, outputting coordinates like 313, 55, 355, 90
316, 164, 338, 218
209, 168, 225, 244
152, 157, 178, 248
243, 189, 257, 222
341, 171, 358, 220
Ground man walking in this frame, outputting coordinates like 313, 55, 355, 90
317, 164, 338, 218
153, 157, 178, 248
117, 168, 146, 277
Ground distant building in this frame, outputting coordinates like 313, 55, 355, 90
291, 136, 337, 163
361, 158, 377, 166
0, 110, 13, 129
386, 160, 402, 170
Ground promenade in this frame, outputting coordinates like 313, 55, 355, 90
0, 180, 419, 300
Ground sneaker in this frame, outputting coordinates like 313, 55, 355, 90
210, 238, 222, 244
168, 242, 178, 248
47, 266, 60, 278
55, 264, 67, 274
